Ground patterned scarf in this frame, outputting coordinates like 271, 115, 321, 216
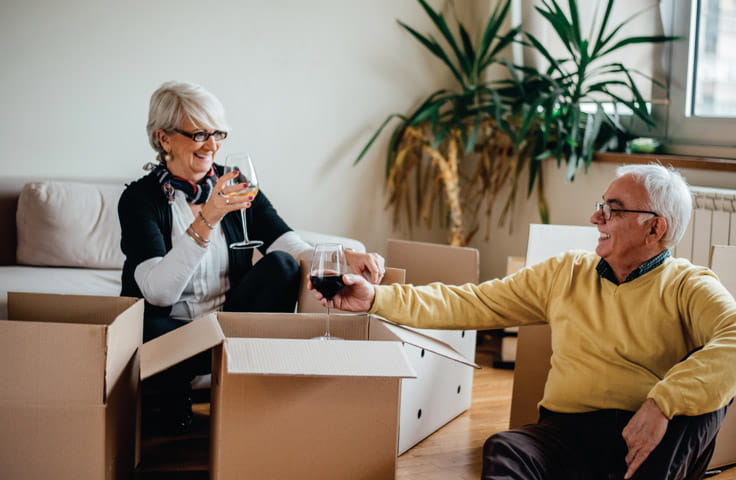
151, 163, 218, 204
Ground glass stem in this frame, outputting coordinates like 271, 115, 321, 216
325, 304, 331, 337
240, 209, 250, 242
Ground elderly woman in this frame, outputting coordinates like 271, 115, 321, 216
119, 80, 385, 433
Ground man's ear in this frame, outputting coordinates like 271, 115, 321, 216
650, 216, 668, 242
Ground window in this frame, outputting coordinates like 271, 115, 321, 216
659, 0, 736, 156
692, 0, 736, 117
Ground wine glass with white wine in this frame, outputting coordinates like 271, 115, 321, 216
310, 243, 347, 340
223, 153, 263, 249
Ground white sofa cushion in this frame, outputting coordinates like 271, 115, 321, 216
16, 181, 125, 268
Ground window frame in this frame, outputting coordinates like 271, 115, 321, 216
655, 0, 736, 158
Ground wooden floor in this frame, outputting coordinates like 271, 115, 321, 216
135, 342, 736, 479
395, 347, 513, 479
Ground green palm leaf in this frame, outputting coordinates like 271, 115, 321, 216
398, 21, 465, 86
477, 0, 515, 67
354, 113, 407, 166
599, 35, 679, 58
458, 23, 476, 81
536, 1, 577, 58
415, 0, 470, 76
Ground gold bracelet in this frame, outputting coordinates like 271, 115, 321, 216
187, 224, 210, 247
198, 210, 215, 230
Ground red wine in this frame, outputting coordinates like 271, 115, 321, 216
310, 274, 345, 300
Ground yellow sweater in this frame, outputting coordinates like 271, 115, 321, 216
370, 250, 736, 419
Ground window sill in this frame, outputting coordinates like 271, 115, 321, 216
594, 152, 736, 172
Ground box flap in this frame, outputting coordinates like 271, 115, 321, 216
140, 314, 224, 380
385, 239, 479, 285
224, 338, 416, 378
7, 292, 139, 325
710, 245, 736, 293
104, 299, 144, 401
371, 317, 480, 369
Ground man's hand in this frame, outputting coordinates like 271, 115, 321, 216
622, 398, 669, 479
310, 273, 376, 312
344, 250, 385, 284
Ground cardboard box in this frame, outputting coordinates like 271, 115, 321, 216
140, 312, 477, 480
0, 292, 144, 479
708, 244, 736, 469
510, 224, 598, 429
384, 239, 479, 453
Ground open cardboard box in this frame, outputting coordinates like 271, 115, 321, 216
141, 311, 478, 480
384, 239, 480, 453
0, 292, 144, 480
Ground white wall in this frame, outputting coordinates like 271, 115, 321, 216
0, 0, 452, 253
3, 0, 736, 281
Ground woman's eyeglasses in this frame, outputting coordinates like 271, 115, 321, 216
174, 129, 228, 143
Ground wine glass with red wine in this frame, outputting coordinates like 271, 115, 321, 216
310, 243, 347, 340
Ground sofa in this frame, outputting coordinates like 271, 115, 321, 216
0, 177, 366, 320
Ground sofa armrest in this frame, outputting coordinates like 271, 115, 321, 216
295, 230, 366, 253
251, 230, 366, 265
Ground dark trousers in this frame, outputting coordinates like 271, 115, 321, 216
143, 251, 301, 391
482, 405, 727, 480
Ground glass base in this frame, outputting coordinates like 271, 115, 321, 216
229, 240, 263, 250
311, 334, 342, 341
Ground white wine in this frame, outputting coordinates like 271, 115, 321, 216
227, 186, 259, 197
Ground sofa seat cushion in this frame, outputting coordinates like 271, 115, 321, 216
0, 266, 121, 319
16, 181, 125, 269
2, 228, 364, 319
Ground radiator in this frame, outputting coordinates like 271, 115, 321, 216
674, 186, 736, 266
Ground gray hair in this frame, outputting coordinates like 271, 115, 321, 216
615, 163, 692, 249
146, 81, 230, 161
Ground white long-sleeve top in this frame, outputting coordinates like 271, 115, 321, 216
133, 192, 312, 320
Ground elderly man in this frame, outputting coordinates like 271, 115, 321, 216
316, 164, 736, 479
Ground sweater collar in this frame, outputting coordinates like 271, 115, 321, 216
596, 249, 671, 285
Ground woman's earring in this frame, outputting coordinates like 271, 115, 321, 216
164, 152, 172, 162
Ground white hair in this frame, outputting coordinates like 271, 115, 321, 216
615, 163, 692, 249
146, 81, 230, 161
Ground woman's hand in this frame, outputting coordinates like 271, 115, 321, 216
344, 250, 385, 284
200, 169, 254, 226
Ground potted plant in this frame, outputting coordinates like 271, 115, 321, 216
356, 0, 677, 247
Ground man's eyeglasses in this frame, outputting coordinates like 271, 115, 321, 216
174, 129, 228, 143
594, 202, 659, 221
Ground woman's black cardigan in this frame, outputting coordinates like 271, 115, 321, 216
118, 165, 292, 320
